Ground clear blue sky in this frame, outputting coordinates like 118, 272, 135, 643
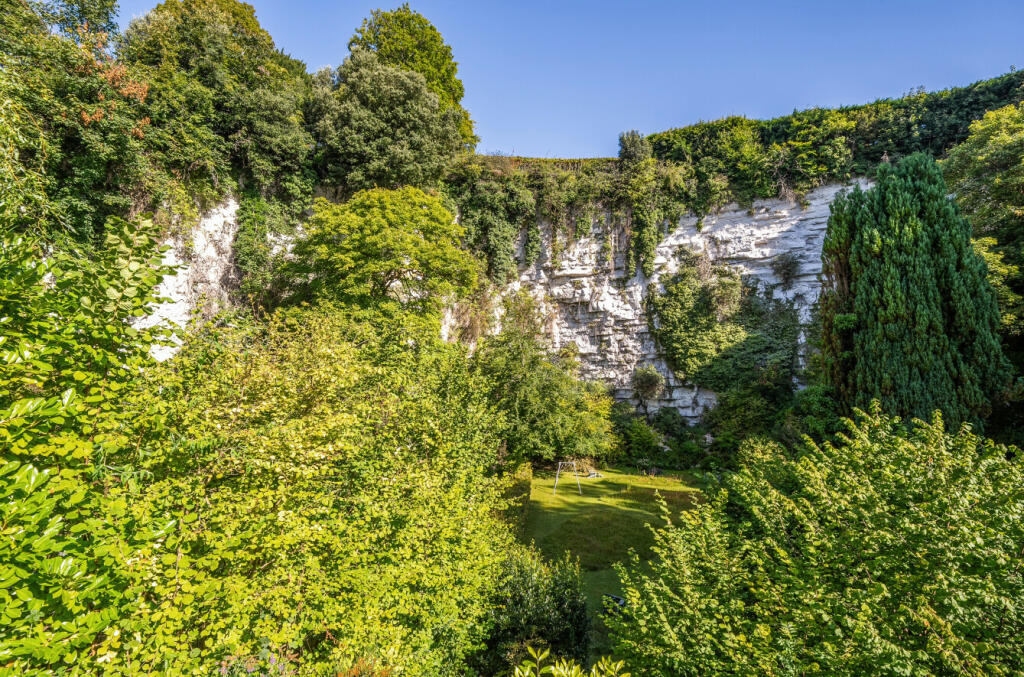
116, 0, 1024, 158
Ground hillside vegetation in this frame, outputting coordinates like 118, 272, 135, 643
2, 1, 1023, 675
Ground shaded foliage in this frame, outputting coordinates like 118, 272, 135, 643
444, 158, 536, 282
648, 250, 800, 394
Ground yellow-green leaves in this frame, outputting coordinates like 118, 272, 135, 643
284, 188, 478, 314
606, 408, 1024, 675
118, 305, 513, 674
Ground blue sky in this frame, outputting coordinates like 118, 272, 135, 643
116, 1, 1024, 158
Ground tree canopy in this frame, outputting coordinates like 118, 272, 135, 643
819, 153, 1012, 427
120, 0, 313, 204
284, 187, 477, 312
349, 3, 475, 147
309, 49, 462, 197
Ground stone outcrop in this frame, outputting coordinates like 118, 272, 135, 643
140, 198, 240, 360
503, 180, 869, 420
147, 181, 867, 421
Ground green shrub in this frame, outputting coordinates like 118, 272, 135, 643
115, 305, 514, 674
233, 194, 296, 307
775, 383, 843, 446
471, 549, 590, 674
444, 160, 536, 281
619, 417, 663, 466
607, 406, 1024, 675
632, 364, 664, 405
702, 386, 775, 463
514, 647, 630, 677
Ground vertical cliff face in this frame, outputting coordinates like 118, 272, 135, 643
141, 198, 240, 360
146, 181, 864, 420
505, 180, 868, 419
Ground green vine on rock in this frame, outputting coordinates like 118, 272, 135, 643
647, 249, 801, 393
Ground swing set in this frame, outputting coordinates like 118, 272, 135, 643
552, 461, 582, 495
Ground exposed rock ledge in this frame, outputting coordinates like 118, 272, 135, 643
147, 181, 869, 421
491, 180, 870, 420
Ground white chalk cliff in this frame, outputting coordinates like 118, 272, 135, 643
148, 181, 867, 419
501, 180, 869, 419
140, 198, 240, 360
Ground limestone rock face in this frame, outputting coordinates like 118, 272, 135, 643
503, 181, 868, 420
143, 181, 865, 420
141, 198, 240, 360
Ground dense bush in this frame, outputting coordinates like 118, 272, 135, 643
471, 548, 590, 674
617, 417, 663, 466
607, 406, 1024, 675
611, 405, 705, 470
820, 153, 1012, 427
0, 219, 174, 672
120, 0, 314, 205
473, 293, 617, 465
232, 194, 297, 307
618, 131, 689, 276
631, 364, 664, 406
945, 103, 1024, 390
444, 159, 538, 281
111, 305, 515, 674
3, 4, 164, 244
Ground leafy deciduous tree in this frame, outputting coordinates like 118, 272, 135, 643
473, 293, 617, 465
284, 187, 477, 312
349, 2, 476, 147
607, 407, 1024, 676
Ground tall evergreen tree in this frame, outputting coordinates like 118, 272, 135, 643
819, 153, 1011, 426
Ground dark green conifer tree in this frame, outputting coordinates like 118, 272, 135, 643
819, 153, 1011, 427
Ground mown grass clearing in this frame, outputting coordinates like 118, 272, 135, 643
522, 466, 702, 611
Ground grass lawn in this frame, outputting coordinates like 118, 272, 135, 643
521, 465, 702, 613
